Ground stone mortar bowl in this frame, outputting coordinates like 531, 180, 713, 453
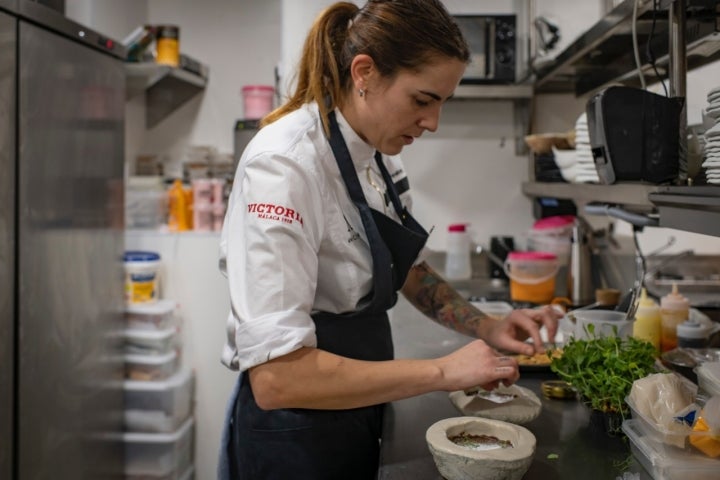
426, 416, 536, 480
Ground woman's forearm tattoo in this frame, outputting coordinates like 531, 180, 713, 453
406, 263, 486, 337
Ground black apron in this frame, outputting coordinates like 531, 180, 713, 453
229, 111, 428, 480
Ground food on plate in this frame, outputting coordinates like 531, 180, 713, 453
514, 348, 563, 366
449, 431, 513, 450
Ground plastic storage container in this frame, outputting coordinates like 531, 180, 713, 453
126, 176, 167, 229
124, 326, 178, 355
677, 319, 712, 348
242, 85, 274, 119
125, 350, 179, 381
124, 369, 194, 433
444, 223, 472, 280
504, 251, 559, 304
526, 215, 574, 266
123, 417, 194, 478
660, 283, 690, 352
626, 394, 697, 450
622, 419, 719, 480
124, 251, 162, 305
126, 299, 178, 331
695, 362, 720, 398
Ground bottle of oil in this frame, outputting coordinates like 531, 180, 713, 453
632, 288, 661, 352
167, 179, 190, 231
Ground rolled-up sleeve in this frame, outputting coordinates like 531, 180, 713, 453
221, 149, 325, 372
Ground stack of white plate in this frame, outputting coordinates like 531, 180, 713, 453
703, 87, 720, 184
553, 112, 599, 183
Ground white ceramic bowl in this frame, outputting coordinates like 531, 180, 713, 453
448, 384, 542, 425
426, 416, 536, 480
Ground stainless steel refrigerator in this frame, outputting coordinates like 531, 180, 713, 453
1, 1, 126, 478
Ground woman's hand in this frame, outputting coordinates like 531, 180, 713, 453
435, 339, 520, 392
481, 305, 563, 356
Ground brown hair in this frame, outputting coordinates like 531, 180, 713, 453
261, 0, 470, 133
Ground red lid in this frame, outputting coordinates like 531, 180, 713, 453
532, 215, 575, 230
242, 85, 274, 93
448, 223, 467, 232
507, 251, 557, 261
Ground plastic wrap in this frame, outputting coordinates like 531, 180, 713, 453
627, 373, 697, 448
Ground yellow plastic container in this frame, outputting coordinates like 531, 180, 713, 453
155, 25, 180, 67
504, 251, 559, 304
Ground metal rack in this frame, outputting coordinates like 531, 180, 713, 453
524, 0, 720, 238
534, 0, 720, 96
125, 60, 209, 129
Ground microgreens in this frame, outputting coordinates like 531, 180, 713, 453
550, 324, 657, 415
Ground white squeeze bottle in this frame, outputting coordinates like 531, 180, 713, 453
632, 288, 661, 352
445, 223, 472, 280
660, 283, 690, 352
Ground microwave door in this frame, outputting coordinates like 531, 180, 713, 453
486, 19, 495, 79
459, 17, 487, 80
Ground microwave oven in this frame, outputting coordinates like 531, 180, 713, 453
453, 14, 517, 84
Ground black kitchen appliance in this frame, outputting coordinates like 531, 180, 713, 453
453, 14, 516, 84
586, 86, 684, 184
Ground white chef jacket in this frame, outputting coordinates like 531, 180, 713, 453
220, 102, 421, 372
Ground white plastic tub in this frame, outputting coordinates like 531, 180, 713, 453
124, 418, 194, 478
124, 369, 195, 433
124, 251, 162, 305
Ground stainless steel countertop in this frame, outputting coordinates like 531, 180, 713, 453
379, 296, 650, 479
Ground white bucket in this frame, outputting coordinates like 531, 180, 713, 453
124, 251, 161, 305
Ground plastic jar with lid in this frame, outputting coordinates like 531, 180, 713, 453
632, 288, 661, 352
155, 25, 180, 67
444, 223, 472, 280
124, 251, 162, 305
677, 318, 711, 348
660, 283, 690, 352
503, 251, 559, 304
242, 85, 274, 120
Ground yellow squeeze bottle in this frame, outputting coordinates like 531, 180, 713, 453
632, 288, 661, 352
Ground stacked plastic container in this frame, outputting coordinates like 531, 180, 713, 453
123, 253, 195, 479
622, 371, 720, 479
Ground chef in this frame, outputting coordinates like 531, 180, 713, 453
217, 1, 561, 479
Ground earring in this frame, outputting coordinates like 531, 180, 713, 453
359, 88, 365, 97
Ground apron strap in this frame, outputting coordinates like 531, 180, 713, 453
327, 111, 394, 311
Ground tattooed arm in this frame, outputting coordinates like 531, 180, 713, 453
401, 261, 492, 339
401, 262, 562, 355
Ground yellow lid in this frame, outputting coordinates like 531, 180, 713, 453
637, 288, 658, 308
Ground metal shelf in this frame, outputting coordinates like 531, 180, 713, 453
522, 181, 720, 236
125, 61, 208, 129
534, 0, 720, 96
452, 83, 533, 100
521, 181, 658, 208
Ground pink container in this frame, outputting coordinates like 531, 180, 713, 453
242, 85, 274, 119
